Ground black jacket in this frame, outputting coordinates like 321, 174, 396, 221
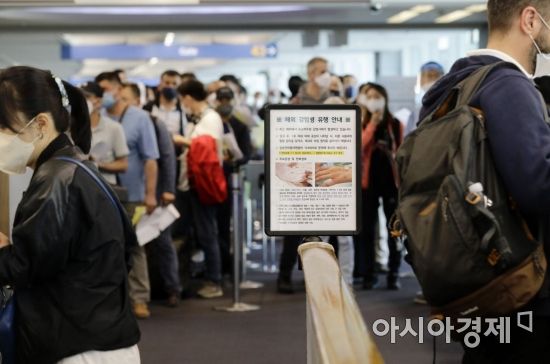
0, 134, 140, 363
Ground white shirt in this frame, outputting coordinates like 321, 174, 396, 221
151, 104, 186, 136
178, 108, 224, 192
57, 345, 140, 364
467, 49, 532, 78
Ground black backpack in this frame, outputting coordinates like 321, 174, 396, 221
393, 62, 547, 319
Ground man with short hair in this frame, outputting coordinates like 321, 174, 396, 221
292, 57, 331, 105
421, 1, 550, 361
80, 81, 129, 184
175, 79, 225, 298
342, 74, 358, 102
405, 61, 445, 135
96, 71, 159, 319
215, 86, 252, 275
218, 75, 255, 128
122, 82, 183, 307
144, 70, 186, 137
181, 72, 197, 84
278, 57, 342, 294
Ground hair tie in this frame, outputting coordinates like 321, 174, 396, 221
52, 75, 71, 112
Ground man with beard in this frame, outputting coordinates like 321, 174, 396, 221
420, 1, 550, 362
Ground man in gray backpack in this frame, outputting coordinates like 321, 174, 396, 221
416, 1, 550, 362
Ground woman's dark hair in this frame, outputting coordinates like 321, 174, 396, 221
95, 71, 122, 86
0, 66, 91, 153
177, 79, 208, 101
288, 75, 305, 98
361, 82, 392, 126
180, 72, 197, 81
219, 74, 240, 85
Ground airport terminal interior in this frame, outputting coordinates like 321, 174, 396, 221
0, 1, 520, 364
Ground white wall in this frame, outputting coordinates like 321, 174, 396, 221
0, 32, 81, 79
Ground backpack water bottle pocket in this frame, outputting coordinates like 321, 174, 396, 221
400, 175, 497, 306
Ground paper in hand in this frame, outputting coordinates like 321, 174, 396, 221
135, 204, 181, 246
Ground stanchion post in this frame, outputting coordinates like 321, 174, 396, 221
241, 170, 263, 289
215, 165, 260, 312
261, 181, 270, 272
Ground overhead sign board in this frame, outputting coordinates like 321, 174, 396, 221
61, 43, 278, 60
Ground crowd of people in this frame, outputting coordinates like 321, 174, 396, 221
3, 1, 550, 363
83, 58, 447, 311
52, 55, 446, 317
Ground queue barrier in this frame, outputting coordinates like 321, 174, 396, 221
299, 241, 384, 364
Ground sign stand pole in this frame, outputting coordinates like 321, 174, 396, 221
215, 165, 260, 312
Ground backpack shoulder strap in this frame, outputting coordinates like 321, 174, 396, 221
455, 61, 510, 107
55, 156, 124, 221
424, 61, 511, 123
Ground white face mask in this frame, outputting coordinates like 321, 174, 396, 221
365, 98, 386, 114
531, 12, 550, 78
0, 118, 39, 175
534, 53, 550, 78
315, 72, 331, 90
356, 94, 369, 108
86, 99, 94, 115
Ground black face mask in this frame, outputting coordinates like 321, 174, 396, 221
216, 105, 234, 118
161, 87, 178, 101
330, 90, 341, 97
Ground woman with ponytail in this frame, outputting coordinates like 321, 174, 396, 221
0, 66, 140, 363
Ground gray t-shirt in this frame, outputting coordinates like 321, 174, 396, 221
295, 83, 330, 105
90, 116, 129, 185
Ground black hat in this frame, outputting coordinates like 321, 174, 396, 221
216, 86, 234, 101
80, 81, 104, 98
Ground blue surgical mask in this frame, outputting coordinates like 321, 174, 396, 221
102, 92, 116, 109
345, 86, 355, 99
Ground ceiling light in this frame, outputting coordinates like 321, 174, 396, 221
435, 4, 487, 24
164, 32, 175, 47
149, 57, 159, 65
466, 4, 488, 13
435, 10, 473, 24
387, 5, 435, 24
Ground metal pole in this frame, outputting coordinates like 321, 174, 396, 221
261, 183, 269, 272
241, 172, 263, 289
269, 236, 278, 273
246, 181, 262, 251
232, 170, 241, 303
215, 166, 260, 312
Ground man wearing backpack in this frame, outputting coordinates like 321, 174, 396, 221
418, 1, 550, 362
